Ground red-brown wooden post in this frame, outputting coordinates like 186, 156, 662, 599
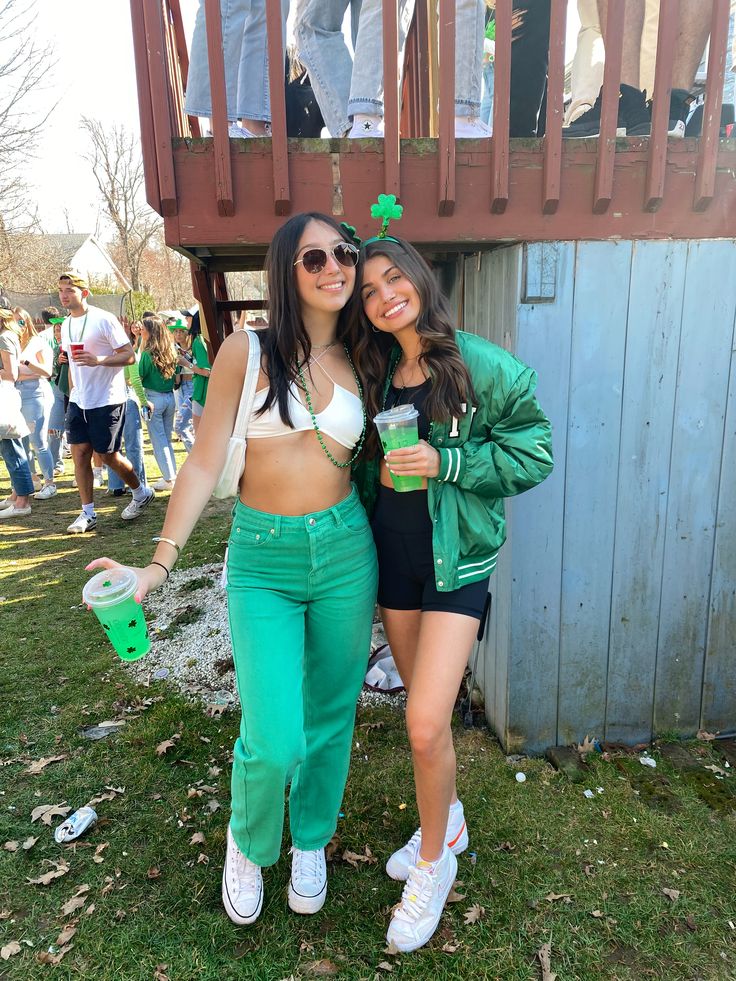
192, 267, 222, 355
383, 0, 401, 200
437, 0, 456, 216
644, 0, 678, 212
694, 0, 730, 211
204, 0, 234, 216
542, 0, 567, 215
266, 0, 291, 215
129, 0, 162, 214
491, 0, 511, 214
592, 1, 624, 214
163, 0, 185, 138
142, 0, 178, 216
168, 0, 201, 137
414, 1, 432, 136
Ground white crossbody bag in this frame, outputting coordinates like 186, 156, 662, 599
212, 329, 261, 500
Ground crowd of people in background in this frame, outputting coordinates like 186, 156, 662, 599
0, 280, 209, 529
185, 0, 736, 141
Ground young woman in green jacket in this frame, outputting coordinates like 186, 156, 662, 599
353, 234, 553, 954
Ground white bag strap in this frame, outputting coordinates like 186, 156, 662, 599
231, 329, 262, 440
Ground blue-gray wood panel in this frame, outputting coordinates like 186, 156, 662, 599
702, 289, 736, 733
604, 242, 687, 744
508, 243, 575, 752
653, 240, 736, 735
558, 242, 632, 745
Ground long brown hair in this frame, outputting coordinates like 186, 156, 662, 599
142, 316, 178, 379
353, 238, 476, 458
260, 212, 362, 426
13, 307, 39, 347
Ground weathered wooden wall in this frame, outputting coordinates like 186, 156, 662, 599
462, 239, 736, 753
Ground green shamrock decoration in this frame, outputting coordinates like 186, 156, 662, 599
340, 222, 362, 247
370, 194, 403, 239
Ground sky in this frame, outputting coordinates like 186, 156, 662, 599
22, 0, 581, 236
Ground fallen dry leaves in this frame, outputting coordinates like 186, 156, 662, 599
92, 843, 109, 864
30, 803, 71, 826
447, 882, 467, 903
25, 754, 67, 775
662, 887, 681, 902
153, 965, 171, 981
303, 959, 340, 976
155, 733, 181, 756
537, 942, 557, 981
341, 845, 377, 868
544, 892, 573, 904
1, 941, 21, 960
27, 860, 70, 886
3, 841, 18, 852
61, 885, 90, 917
576, 735, 597, 755
189, 831, 206, 846
463, 903, 485, 925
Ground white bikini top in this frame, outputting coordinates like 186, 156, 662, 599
247, 362, 363, 449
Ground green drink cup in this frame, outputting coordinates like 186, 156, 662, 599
374, 405, 423, 493
82, 567, 151, 661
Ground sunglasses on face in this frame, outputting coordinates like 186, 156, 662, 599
293, 243, 360, 274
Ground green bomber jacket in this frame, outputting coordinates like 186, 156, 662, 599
353, 330, 554, 592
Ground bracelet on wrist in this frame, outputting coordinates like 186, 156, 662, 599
152, 536, 181, 559
150, 560, 170, 581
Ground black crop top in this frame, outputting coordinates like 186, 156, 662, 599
384, 378, 432, 441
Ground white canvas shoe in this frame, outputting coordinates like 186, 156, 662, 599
221, 826, 263, 925
67, 512, 97, 534
348, 114, 384, 138
34, 483, 57, 500
386, 801, 468, 881
287, 847, 327, 914
386, 846, 458, 953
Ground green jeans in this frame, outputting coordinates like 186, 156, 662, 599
225, 486, 378, 866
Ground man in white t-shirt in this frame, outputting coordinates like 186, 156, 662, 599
59, 272, 156, 533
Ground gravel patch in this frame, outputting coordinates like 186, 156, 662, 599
127, 562, 404, 712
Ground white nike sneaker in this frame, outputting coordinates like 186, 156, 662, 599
121, 487, 155, 520
221, 826, 263, 925
287, 847, 327, 914
67, 512, 97, 534
386, 846, 458, 953
386, 801, 468, 881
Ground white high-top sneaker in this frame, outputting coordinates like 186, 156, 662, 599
287, 847, 327, 914
221, 826, 263, 925
386, 846, 458, 953
386, 800, 468, 881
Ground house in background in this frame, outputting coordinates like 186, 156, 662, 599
42, 233, 132, 292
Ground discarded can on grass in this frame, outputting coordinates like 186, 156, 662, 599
54, 806, 98, 844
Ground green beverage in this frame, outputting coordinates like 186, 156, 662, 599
373, 405, 423, 493
82, 567, 150, 661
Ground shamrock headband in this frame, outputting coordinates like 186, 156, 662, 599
340, 194, 404, 249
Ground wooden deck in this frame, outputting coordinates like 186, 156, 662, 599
130, 0, 736, 335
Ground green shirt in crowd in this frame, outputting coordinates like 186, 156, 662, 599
138, 350, 177, 393
191, 335, 210, 406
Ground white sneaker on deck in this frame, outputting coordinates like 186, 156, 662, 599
386, 801, 468, 881
221, 826, 263, 925
288, 846, 327, 914
386, 846, 458, 953
455, 116, 492, 138
348, 114, 384, 138
121, 488, 155, 520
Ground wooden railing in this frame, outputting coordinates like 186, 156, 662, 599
130, 0, 733, 226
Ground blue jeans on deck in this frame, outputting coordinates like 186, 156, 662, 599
480, 62, 494, 127
145, 389, 177, 482
107, 396, 147, 492
18, 380, 54, 482
0, 437, 34, 496
48, 382, 67, 469
348, 0, 484, 119
294, 0, 362, 136
186, 0, 289, 122
174, 378, 194, 453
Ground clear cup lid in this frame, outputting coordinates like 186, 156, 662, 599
82, 567, 137, 608
373, 404, 419, 425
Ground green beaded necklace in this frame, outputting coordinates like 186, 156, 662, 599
294, 343, 366, 469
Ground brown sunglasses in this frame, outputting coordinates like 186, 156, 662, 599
294, 243, 360, 274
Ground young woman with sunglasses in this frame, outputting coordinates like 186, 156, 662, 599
87, 213, 377, 926
353, 235, 553, 953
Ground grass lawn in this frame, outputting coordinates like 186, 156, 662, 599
1, 444, 736, 981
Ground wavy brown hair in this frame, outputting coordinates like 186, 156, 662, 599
142, 316, 178, 379
353, 238, 476, 458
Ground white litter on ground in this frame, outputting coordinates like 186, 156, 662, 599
125, 562, 404, 711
